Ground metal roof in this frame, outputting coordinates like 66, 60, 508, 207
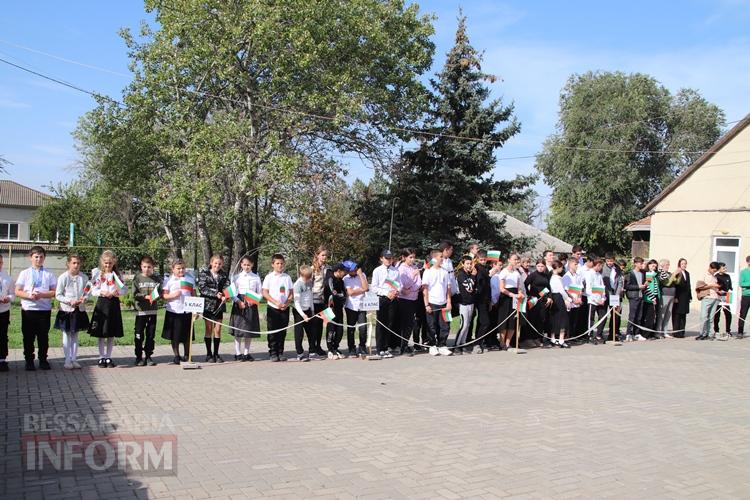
487, 210, 573, 254
0, 180, 52, 208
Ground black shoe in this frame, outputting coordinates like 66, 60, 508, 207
278, 355, 287, 362
695, 335, 705, 341
38, 359, 51, 370
0, 361, 8, 372
235, 354, 243, 361
590, 337, 599, 345
98, 359, 107, 368
737, 333, 744, 340
146, 357, 157, 366
454, 347, 463, 355
270, 355, 280, 362
135, 358, 144, 366
413, 345, 425, 353
181, 356, 188, 362
25, 361, 36, 371
106, 359, 115, 368
207, 355, 215, 363
173, 356, 181, 365
404, 346, 414, 357
244, 353, 254, 362
315, 349, 327, 357
214, 354, 224, 363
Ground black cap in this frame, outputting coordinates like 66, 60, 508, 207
381, 250, 394, 258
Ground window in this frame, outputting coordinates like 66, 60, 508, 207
0, 223, 19, 241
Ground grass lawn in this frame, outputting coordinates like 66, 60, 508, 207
5, 304, 272, 349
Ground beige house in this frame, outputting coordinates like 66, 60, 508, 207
640, 113, 750, 312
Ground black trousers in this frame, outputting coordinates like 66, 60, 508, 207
425, 303, 450, 347
672, 310, 687, 338
739, 296, 750, 335
412, 300, 427, 345
485, 304, 501, 347
325, 305, 344, 352
588, 304, 607, 339
21, 310, 51, 362
266, 307, 289, 356
626, 298, 643, 337
397, 298, 417, 349
310, 302, 326, 352
375, 296, 397, 352
134, 314, 157, 359
345, 308, 368, 351
293, 308, 314, 354
0, 310, 9, 360
607, 306, 622, 340
713, 303, 732, 334
642, 300, 658, 337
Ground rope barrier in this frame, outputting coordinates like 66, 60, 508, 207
196, 311, 368, 336
520, 307, 612, 342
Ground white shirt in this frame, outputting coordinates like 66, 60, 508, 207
55, 271, 88, 313
232, 271, 261, 300
163, 275, 186, 314
262, 272, 294, 310
15, 266, 57, 311
585, 270, 606, 305
293, 278, 314, 314
344, 274, 367, 311
498, 268, 521, 290
91, 271, 128, 297
422, 267, 449, 306
562, 271, 583, 308
550, 274, 572, 309
371, 264, 400, 297
442, 258, 459, 297
0, 270, 15, 314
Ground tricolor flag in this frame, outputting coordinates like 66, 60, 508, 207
223, 283, 239, 301
538, 287, 549, 298
486, 250, 501, 262
645, 271, 657, 281
725, 291, 734, 304
567, 284, 583, 296
320, 307, 336, 325
591, 285, 606, 295
279, 285, 286, 295
180, 275, 195, 296
82, 282, 92, 298
149, 285, 160, 303
113, 273, 127, 294
515, 296, 527, 312
527, 297, 539, 309
385, 278, 402, 292
441, 309, 452, 323
244, 290, 262, 305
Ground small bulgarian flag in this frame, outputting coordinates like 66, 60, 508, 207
538, 287, 549, 298
82, 281, 92, 297
725, 291, 733, 304
591, 285, 606, 295
320, 307, 336, 325
486, 250, 501, 261
149, 285, 160, 303
441, 309, 452, 323
180, 275, 195, 295
244, 290, 262, 305
223, 283, 239, 300
385, 278, 401, 292
279, 285, 286, 295
567, 284, 583, 296
527, 297, 539, 309
515, 296, 527, 312
113, 273, 127, 294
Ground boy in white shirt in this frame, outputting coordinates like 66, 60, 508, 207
422, 249, 453, 356
344, 262, 369, 358
262, 254, 294, 362
585, 258, 607, 344
0, 254, 15, 372
371, 250, 400, 358
14, 246, 57, 371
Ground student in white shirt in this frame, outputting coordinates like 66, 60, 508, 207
549, 260, 573, 348
562, 258, 584, 342
422, 249, 453, 356
0, 254, 16, 372
440, 240, 460, 314
292, 265, 314, 361
228, 256, 262, 361
54, 254, 90, 369
262, 254, 294, 362
585, 258, 607, 344
497, 254, 524, 351
15, 246, 57, 371
344, 262, 369, 358
371, 250, 400, 358
309, 246, 331, 358
396, 248, 421, 356
161, 258, 193, 365
88, 250, 127, 368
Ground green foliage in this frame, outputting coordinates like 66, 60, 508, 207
536, 71, 724, 254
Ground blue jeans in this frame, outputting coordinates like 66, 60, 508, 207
700, 298, 719, 338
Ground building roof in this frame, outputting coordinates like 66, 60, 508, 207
643, 113, 750, 213
624, 215, 651, 232
0, 180, 51, 208
0, 242, 67, 254
487, 210, 573, 255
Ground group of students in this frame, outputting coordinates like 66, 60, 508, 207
1, 243, 749, 371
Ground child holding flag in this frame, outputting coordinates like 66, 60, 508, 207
549, 261, 572, 348
422, 249, 453, 356
228, 256, 262, 361
643, 259, 661, 338
131, 255, 160, 366
161, 258, 193, 364
497, 254, 523, 351
197, 255, 230, 363
54, 254, 90, 369
562, 258, 584, 340
88, 250, 127, 368
585, 258, 608, 344
292, 265, 315, 361
344, 261, 370, 358
262, 254, 294, 362
371, 250, 400, 357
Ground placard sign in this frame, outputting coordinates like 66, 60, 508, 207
183, 296, 205, 313
608, 295, 620, 307
360, 291, 380, 311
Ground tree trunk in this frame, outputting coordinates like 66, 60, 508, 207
230, 195, 246, 272
196, 212, 212, 268
163, 214, 182, 259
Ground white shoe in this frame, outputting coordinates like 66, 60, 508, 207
551, 338, 560, 345
635, 334, 647, 341
72, 361, 82, 369
429, 346, 439, 356
63, 362, 74, 370
438, 346, 452, 356
380, 351, 394, 359
336, 351, 347, 359
664, 333, 674, 339
327, 351, 336, 360
625, 334, 634, 342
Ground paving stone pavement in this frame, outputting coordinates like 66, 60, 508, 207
2, 332, 750, 499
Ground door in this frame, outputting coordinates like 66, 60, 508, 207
713, 237, 741, 311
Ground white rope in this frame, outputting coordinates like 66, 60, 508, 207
197, 311, 367, 336
613, 303, 724, 335
520, 307, 612, 342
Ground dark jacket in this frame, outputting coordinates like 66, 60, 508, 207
197, 268, 230, 315
131, 272, 161, 315
673, 270, 692, 314
474, 263, 491, 304
716, 272, 732, 297
602, 263, 623, 296
324, 269, 346, 309
625, 270, 644, 300
525, 270, 550, 298
455, 269, 476, 305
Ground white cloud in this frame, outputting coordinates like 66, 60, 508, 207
0, 97, 31, 108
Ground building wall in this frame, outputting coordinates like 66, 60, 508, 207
0, 247, 68, 280
0, 206, 35, 241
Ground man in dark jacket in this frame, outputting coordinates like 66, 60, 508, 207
671, 258, 692, 338
602, 253, 624, 341
625, 257, 647, 341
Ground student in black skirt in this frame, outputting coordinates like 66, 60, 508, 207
162, 259, 193, 365
88, 250, 126, 368
549, 260, 573, 348
497, 254, 523, 350
54, 254, 90, 369
526, 259, 553, 347
197, 254, 229, 363
229, 256, 262, 361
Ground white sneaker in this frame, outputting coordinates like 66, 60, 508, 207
327, 351, 336, 360
381, 351, 394, 359
664, 333, 674, 339
635, 334, 647, 341
429, 346, 439, 356
336, 351, 347, 359
625, 334, 634, 342
72, 361, 82, 369
63, 362, 73, 370
438, 346, 452, 356
551, 338, 560, 345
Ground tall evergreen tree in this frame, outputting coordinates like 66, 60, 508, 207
356, 15, 532, 266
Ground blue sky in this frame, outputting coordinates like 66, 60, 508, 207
2, 0, 749, 208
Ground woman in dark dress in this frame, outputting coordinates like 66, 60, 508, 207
526, 259, 552, 347
671, 258, 692, 338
